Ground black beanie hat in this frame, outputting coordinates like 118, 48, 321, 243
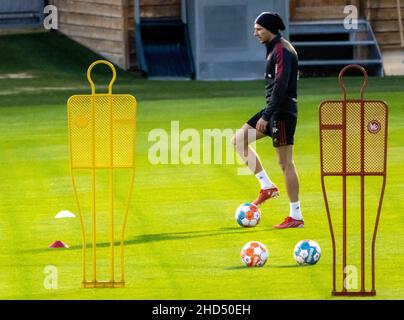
255, 12, 285, 34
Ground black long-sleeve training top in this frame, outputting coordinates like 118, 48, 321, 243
262, 35, 299, 121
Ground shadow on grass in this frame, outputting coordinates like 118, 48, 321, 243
270, 264, 309, 269
224, 264, 308, 270
23, 226, 273, 253
224, 266, 249, 270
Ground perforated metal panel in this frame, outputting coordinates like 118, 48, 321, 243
68, 95, 136, 169
319, 100, 387, 175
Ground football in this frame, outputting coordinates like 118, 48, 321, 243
235, 203, 261, 227
294, 240, 321, 265
240, 241, 268, 267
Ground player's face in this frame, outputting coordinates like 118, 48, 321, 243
254, 24, 271, 43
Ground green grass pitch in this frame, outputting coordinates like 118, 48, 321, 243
0, 32, 403, 299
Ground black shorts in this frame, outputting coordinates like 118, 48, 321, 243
247, 110, 297, 147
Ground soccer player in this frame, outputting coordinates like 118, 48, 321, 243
231, 12, 303, 229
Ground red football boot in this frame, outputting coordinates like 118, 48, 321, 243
274, 216, 304, 229
252, 186, 279, 206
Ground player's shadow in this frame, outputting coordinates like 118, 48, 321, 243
224, 266, 249, 270
271, 264, 311, 268
224, 264, 306, 270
